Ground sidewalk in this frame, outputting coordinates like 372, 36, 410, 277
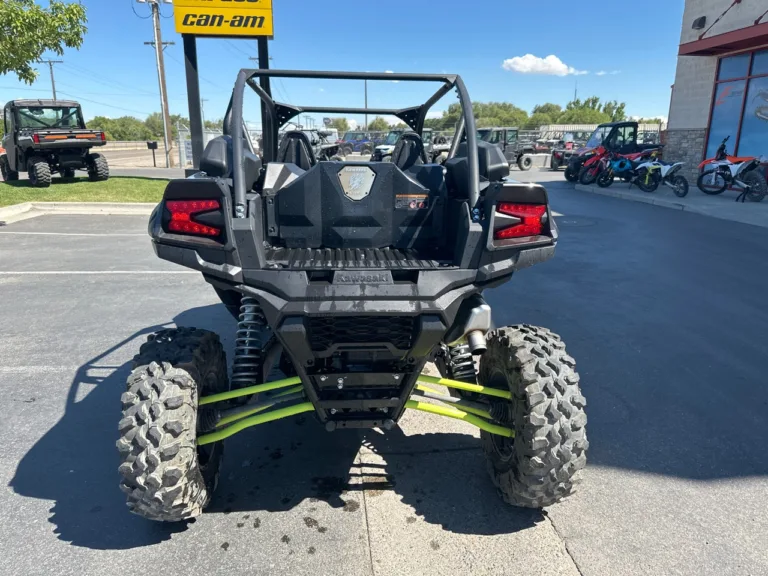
575, 180, 768, 229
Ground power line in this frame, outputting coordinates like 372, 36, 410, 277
60, 62, 158, 97
57, 91, 152, 116
130, 0, 152, 19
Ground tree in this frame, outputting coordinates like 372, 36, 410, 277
0, 0, 87, 84
204, 118, 224, 131
602, 101, 626, 122
367, 117, 389, 131
532, 103, 562, 117
144, 112, 165, 140
557, 107, 611, 124
328, 118, 349, 133
525, 112, 554, 129
88, 116, 152, 141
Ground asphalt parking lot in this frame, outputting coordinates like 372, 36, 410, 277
1, 176, 767, 576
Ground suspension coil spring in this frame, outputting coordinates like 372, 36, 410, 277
448, 343, 477, 383
232, 296, 268, 389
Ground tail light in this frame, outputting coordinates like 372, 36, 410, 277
100, 132, 106, 142
166, 199, 221, 237
33, 134, 40, 144
494, 203, 547, 240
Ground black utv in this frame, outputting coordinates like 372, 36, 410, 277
117, 70, 588, 522
1, 99, 109, 187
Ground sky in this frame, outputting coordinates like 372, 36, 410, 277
0, 0, 685, 130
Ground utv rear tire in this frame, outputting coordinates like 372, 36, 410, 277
517, 155, 533, 171
564, 165, 578, 183
27, 157, 51, 188
87, 153, 109, 182
117, 328, 228, 522
0, 155, 19, 182
479, 326, 588, 508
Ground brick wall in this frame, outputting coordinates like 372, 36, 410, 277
680, 0, 768, 44
664, 128, 707, 182
668, 56, 717, 130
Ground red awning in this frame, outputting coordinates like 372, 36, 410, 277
679, 22, 768, 56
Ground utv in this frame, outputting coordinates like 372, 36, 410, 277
563, 121, 658, 182
476, 127, 538, 171
1, 100, 109, 187
118, 70, 588, 522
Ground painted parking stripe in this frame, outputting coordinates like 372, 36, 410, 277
0, 271, 198, 275
0, 232, 147, 237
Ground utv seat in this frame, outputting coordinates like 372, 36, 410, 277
200, 135, 262, 190
392, 132, 427, 171
277, 131, 316, 171
444, 141, 509, 198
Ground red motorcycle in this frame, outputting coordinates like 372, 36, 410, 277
577, 146, 608, 185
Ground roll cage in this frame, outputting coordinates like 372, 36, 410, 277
222, 69, 480, 218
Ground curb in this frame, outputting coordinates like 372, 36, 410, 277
0, 202, 157, 224
574, 184, 768, 229
575, 184, 688, 211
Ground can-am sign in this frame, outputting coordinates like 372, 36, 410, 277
173, 0, 273, 37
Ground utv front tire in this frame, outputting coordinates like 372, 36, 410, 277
87, 153, 109, 182
27, 157, 51, 188
479, 326, 588, 508
117, 328, 228, 521
517, 155, 533, 171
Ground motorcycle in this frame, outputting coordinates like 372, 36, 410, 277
697, 136, 767, 202
577, 146, 608, 185
594, 149, 663, 192
636, 159, 689, 197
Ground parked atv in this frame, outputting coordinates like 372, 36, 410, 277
118, 70, 588, 522
1, 99, 109, 187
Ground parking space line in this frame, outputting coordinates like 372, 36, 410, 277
0, 232, 146, 237
0, 271, 198, 275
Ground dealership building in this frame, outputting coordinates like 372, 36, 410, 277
667, 0, 768, 179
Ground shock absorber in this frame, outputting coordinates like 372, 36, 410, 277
232, 296, 268, 390
447, 343, 477, 383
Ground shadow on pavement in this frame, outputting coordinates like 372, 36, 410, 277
9, 303, 539, 551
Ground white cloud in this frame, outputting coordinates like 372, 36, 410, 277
384, 70, 400, 83
502, 54, 587, 76
596, 70, 621, 76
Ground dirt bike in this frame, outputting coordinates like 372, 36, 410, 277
635, 159, 689, 197
595, 149, 662, 192
697, 136, 767, 202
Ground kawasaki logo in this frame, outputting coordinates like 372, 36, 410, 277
181, 13, 265, 29
333, 271, 393, 285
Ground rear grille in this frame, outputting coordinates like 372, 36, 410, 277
266, 247, 443, 270
307, 316, 415, 352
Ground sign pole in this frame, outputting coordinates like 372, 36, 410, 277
257, 37, 274, 161
183, 34, 205, 172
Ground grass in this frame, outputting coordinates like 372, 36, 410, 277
0, 176, 168, 207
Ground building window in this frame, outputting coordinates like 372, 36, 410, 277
706, 49, 768, 159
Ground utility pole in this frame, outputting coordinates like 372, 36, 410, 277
143, 0, 174, 168
39, 60, 63, 100
201, 98, 209, 130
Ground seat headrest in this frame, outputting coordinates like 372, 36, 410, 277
277, 131, 316, 171
200, 135, 233, 178
392, 132, 427, 170
455, 141, 510, 182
